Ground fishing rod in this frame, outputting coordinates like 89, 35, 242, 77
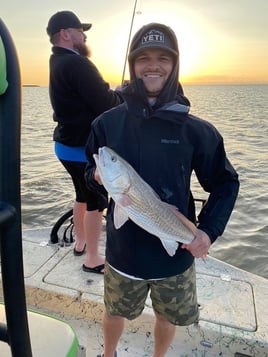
121, 0, 141, 86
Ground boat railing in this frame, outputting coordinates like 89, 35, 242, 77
0, 18, 81, 357
0, 18, 33, 356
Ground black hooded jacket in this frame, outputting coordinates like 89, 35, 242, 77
49, 46, 122, 146
85, 24, 239, 279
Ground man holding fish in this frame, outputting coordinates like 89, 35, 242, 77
85, 23, 239, 357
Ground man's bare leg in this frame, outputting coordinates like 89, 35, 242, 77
73, 201, 86, 251
102, 311, 124, 357
83, 209, 104, 269
152, 313, 176, 357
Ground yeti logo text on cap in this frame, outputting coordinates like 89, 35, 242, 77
142, 30, 165, 45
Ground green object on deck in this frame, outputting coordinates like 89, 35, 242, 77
0, 36, 8, 94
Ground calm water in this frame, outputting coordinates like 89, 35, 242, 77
21, 85, 268, 279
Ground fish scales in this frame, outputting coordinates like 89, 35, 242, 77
127, 181, 194, 242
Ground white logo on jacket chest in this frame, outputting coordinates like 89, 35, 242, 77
161, 139, 180, 144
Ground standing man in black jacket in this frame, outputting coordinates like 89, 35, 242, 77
85, 22, 239, 356
46, 11, 122, 273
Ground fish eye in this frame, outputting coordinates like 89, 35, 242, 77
111, 155, 117, 162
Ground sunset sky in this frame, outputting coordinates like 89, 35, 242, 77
1, 0, 268, 86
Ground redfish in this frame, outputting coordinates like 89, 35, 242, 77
93, 146, 197, 256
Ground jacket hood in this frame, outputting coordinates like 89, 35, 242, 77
128, 23, 180, 106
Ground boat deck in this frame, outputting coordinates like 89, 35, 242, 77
0, 226, 268, 357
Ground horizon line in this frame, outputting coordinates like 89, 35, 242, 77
22, 82, 268, 88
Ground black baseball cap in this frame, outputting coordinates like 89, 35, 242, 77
46, 11, 92, 36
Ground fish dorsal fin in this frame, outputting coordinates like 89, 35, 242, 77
160, 239, 179, 256
113, 202, 129, 229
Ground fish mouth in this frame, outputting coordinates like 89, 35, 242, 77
98, 148, 105, 167
98, 147, 123, 184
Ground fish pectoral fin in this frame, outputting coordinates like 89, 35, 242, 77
117, 194, 132, 207
113, 203, 129, 229
161, 239, 179, 256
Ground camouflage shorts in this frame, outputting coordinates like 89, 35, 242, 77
104, 263, 199, 326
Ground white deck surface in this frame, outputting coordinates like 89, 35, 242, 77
0, 226, 268, 357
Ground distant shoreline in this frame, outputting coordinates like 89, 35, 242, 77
22, 85, 40, 87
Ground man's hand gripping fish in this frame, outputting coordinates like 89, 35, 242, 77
93, 146, 199, 256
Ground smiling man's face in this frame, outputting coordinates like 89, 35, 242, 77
134, 48, 173, 99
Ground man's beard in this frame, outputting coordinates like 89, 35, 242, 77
74, 42, 91, 57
